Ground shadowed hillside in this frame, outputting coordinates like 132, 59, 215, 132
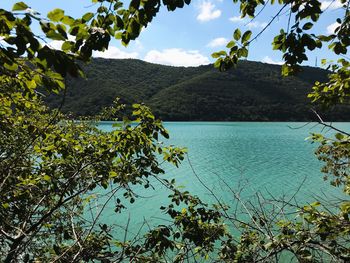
45, 58, 349, 121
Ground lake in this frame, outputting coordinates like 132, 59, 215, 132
95, 122, 346, 236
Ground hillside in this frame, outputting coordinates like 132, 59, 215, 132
45, 58, 348, 121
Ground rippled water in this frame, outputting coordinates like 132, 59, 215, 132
96, 122, 348, 234
160, 122, 334, 198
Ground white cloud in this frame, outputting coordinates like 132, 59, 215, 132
93, 46, 139, 59
327, 22, 340, 34
261, 56, 283, 65
207, 37, 228, 47
197, 1, 221, 22
144, 48, 210, 67
321, 0, 344, 10
126, 39, 144, 52
229, 16, 267, 29
47, 40, 65, 50
246, 21, 268, 29
229, 16, 242, 23
134, 40, 144, 51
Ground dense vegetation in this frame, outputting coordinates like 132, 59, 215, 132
47, 58, 350, 121
1, 0, 350, 262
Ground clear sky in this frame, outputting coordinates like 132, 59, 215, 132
2, 0, 346, 67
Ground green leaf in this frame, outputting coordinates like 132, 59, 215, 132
226, 40, 235, 48
115, 32, 123, 39
47, 8, 65, 22
211, 51, 227, 58
114, 2, 123, 10
281, 64, 291, 76
62, 15, 75, 26
241, 30, 252, 43
213, 58, 222, 68
82, 12, 94, 22
233, 28, 241, 41
12, 2, 28, 11
310, 201, 320, 207
335, 133, 344, 140
129, 0, 141, 12
302, 22, 313, 30
46, 30, 66, 41
61, 41, 73, 52
333, 42, 347, 54
238, 47, 248, 58
127, 19, 141, 38
56, 24, 68, 39
43, 175, 51, 182
318, 34, 334, 42
4, 62, 18, 71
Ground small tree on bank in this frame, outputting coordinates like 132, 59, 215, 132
0, 0, 349, 262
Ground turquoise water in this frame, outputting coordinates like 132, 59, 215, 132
95, 122, 347, 235
160, 122, 338, 198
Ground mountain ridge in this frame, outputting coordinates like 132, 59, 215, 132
45, 58, 349, 121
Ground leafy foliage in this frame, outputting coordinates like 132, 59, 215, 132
1, 0, 350, 262
0, 1, 230, 261
0, 100, 187, 261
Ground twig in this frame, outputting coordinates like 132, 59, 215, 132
312, 109, 350, 136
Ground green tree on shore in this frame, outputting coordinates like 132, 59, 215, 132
0, 0, 349, 262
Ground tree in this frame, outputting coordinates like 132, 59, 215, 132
0, 1, 229, 262
0, 0, 349, 262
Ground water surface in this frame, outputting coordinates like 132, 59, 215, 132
96, 122, 347, 233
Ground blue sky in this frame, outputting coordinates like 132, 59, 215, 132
2, 0, 346, 67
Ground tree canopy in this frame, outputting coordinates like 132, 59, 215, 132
47, 58, 337, 121
0, 0, 350, 262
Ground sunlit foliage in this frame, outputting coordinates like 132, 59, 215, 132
0, 0, 349, 262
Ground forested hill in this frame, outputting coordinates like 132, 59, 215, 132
45, 58, 347, 121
